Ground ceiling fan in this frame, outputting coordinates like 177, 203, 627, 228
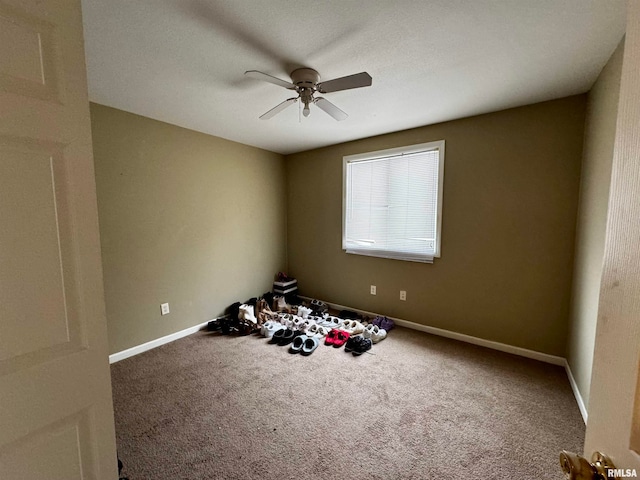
244, 68, 372, 121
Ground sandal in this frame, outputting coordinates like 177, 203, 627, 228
289, 334, 307, 354
332, 330, 350, 348
301, 336, 320, 356
325, 329, 339, 346
278, 328, 299, 346
270, 328, 286, 344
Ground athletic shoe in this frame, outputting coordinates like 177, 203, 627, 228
364, 324, 387, 343
344, 335, 364, 353
379, 317, 395, 331
352, 338, 372, 356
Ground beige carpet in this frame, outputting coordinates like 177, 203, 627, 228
111, 326, 584, 479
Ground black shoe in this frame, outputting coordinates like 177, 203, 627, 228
245, 297, 258, 308
220, 318, 232, 335
270, 328, 286, 344
207, 319, 222, 332
285, 293, 302, 306
352, 338, 372, 356
262, 291, 275, 307
226, 302, 242, 321
344, 335, 364, 353
237, 321, 253, 336
278, 329, 293, 345
340, 309, 359, 320
310, 299, 328, 315
278, 328, 299, 346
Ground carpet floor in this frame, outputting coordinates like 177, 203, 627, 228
111, 326, 584, 479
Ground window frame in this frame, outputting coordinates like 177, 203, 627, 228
342, 140, 445, 262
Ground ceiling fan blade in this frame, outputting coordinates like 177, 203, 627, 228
259, 97, 298, 120
314, 97, 348, 121
316, 72, 372, 94
245, 70, 296, 89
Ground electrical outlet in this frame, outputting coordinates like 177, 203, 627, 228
370, 285, 377, 295
161, 303, 170, 315
400, 290, 407, 301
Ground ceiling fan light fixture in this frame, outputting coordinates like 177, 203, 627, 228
245, 68, 372, 121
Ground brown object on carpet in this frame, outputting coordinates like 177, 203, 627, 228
110, 327, 584, 479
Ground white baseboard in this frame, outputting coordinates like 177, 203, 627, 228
109, 320, 211, 364
299, 296, 565, 366
564, 361, 588, 424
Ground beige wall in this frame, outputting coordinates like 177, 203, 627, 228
91, 103, 287, 354
286, 96, 586, 356
567, 41, 624, 410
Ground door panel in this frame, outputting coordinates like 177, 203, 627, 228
0, 141, 79, 363
0, 410, 96, 480
0, 1, 117, 478
584, 0, 640, 473
0, 2, 59, 101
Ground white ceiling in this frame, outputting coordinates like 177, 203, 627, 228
81, 0, 626, 155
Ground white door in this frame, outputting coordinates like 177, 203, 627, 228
582, 0, 640, 476
0, 0, 118, 478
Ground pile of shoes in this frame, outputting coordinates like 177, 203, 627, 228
254, 299, 394, 357
207, 293, 279, 335
321, 320, 389, 356
206, 278, 395, 359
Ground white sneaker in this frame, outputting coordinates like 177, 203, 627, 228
342, 320, 364, 335
260, 321, 269, 336
264, 322, 282, 338
371, 327, 387, 343
279, 313, 294, 328
363, 323, 375, 338
352, 321, 365, 335
319, 316, 338, 328
292, 315, 304, 329
329, 316, 343, 329
306, 323, 319, 337
297, 306, 312, 319
262, 320, 282, 336
316, 326, 330, 337
363, 324, 387, 343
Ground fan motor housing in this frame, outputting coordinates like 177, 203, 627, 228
291, 68, 319, 89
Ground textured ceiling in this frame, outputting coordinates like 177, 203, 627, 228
81, 0, 626, 155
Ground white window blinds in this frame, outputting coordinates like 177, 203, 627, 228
343, 141, 444, 263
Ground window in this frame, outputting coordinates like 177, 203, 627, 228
342, 140, 445, 263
